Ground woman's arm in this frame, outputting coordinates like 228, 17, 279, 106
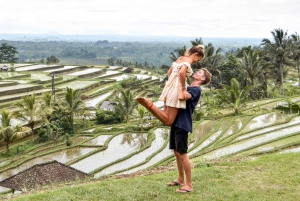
179, 65, 188, 88
167, 66, 172, 78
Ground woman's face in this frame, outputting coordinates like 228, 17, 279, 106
191, 53, 203, 63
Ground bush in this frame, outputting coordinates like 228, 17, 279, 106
65, 134, 72, 146
96, 110, 123, 124
38, 128, 48, 143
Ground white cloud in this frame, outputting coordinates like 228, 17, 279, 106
0, 0, 299, 38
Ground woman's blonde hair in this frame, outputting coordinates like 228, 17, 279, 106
186, 45, 205, 58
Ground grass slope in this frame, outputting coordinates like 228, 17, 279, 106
6, 152, 300, 201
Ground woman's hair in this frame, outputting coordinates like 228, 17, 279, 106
187, 45, 205, 58
201, 68, 212, 85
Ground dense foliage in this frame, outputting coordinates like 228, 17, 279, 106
0, 43, 18, 63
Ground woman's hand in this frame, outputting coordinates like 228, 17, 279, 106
183, 90, 192, 100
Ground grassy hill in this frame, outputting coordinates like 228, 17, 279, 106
5, 152, 300, 201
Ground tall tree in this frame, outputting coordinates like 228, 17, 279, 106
61, 87, 84, 134
290, 32, 300, 86
240, 48, 262, 85
220, 54, 246, 86
14, 93, 41, 135
261, 28, 293, 96
199, 43, 224, 89
135, 105, 148, 131
111, 89, 136, 123
169, 46, 187, 61
0, 43, 19, 63
46, 56, 59, 65
0, 110, 30, 153
190, 38, 204, 46
215, 78, 252, 116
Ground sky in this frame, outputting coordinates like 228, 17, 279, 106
0, 0, 299, 39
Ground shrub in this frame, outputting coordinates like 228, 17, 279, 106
96, 110, 123, 124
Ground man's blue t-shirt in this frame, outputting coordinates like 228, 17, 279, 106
172, 86, 202, 133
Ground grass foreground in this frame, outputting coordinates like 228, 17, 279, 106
3, 152, 300, 201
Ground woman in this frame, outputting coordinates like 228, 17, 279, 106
135, 45, 205, 126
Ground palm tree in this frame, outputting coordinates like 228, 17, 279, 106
291, 32, 300, 86
190, 38, 204, 46
215, 78, 252, 116
40, 92, 56, 121
111, 89, 136, 123
79, 107, 93, 128
135, 105, 148, 131
169, 46, 187, 61
62, 87, 84, 134
0, 110, 31, 153
261, 28, 293, 96
240, 48, 263, 85
199, 43, 224, 92
14, 93, 41, 135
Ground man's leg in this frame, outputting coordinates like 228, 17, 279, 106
176, 153, 193, 192
173, 127, 193, 193
174, 150, 185, 184
167, 127, 184, 186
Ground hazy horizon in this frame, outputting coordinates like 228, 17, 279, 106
0, 0, 299, 39
0, 33, 265, 45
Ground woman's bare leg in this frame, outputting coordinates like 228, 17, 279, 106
134, 97, 178, 126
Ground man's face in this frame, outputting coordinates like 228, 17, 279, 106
193, 69, 205, 81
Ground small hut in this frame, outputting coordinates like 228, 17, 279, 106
0, 160, 89, 192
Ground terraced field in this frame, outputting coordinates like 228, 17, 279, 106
0, 63, 300, 193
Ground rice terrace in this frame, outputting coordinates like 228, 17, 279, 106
1, 33, 300, 200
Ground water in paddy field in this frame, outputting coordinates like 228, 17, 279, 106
94, 129, 168, 177
67, 68, 102, 76
202, 123, 300, 160
57, 80, 98, 90
71, 134, 144, 173
85, 91, 113, 108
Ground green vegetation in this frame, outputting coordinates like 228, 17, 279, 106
4, 153, 299, 201
1, 27, 300, 200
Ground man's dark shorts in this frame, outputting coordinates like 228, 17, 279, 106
169, 126, 188, 154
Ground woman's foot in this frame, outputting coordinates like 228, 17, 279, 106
134, 97, 153, 109
176, 185, 193, 193
176, 188, 193, 193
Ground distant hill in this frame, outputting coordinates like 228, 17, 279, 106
0, 33, 264, 46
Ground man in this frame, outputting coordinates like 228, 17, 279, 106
136, 68, 212, 193
167, 68, 211, 193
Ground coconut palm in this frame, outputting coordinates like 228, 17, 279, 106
79, 106, 93, 128
135, 105, 148, 131
240, 48, 263, 85
111, 89, 137, 123
215, 78, 252, 116
61, 87, 84, 134
290, 32, 300, 86
14, 93, 41, 135
190, 38, 204, 46
199, 43, 224, 91
0, 110, 31, 153
40, 92, 56, 121
261, 28, 293, 96
169, 46, 187, 61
